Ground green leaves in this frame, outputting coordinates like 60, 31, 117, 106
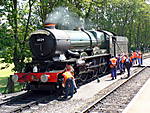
0, 0, 150, 72
0, 0, 35, 72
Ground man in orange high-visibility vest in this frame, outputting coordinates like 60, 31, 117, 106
130, 54, 134, 65
109, 57, 117, 80
137, 51, 142, 66
61, 65, 77, 99
121, 55, 126, 73
133, 51, 138, 65
65, 64, 77, 91
62, 71, 74, 99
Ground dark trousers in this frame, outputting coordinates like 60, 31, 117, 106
111, 68, 117, 79
126, 67, 130, 77
125, 62, 131, 78
65, 78, 74, 98
117, 62, 122, 73
121, 63, 125, 72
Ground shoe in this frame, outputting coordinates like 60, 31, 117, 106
74, 89, 77, 93
97, 79, 100, 83
111, 78, 114, 80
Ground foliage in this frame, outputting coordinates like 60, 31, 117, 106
0, 77, 24, 93
0, 77, 8, 93
0, 0, 150, 72
0, 0, 36, 72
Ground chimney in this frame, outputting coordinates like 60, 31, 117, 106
44, 23, 56, 29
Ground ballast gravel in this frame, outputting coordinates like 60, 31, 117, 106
33, 58, 150, 113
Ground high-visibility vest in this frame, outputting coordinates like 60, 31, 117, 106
110, 58, 117, 68
121, 56, 126, 63
130, 57, 133, 62
130, 55, 134, 60
133, 52, 137, 58
62, 71, 74, 86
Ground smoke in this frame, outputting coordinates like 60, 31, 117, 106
45, 7, 84, 30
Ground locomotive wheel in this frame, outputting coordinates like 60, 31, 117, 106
98, 57, 109, 75
99, 64, 108, 74
78, 73, 88, 82
87, 68, 98, 78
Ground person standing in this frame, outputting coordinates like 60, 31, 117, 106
117, 54, 122, 74
121, 54, 126, 73
109, 56, 117, 80
124, 55, 132, 78
133, 51, 138, 65
130, 53, 134, 65
137, 51, 142, 66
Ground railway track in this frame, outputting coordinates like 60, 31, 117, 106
0, 91, 57, 113
0, 54, 149, 113
0, 67, 147, 113
81, 66, 150, 113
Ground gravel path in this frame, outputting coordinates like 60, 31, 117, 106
90, 67, 150, 113
32, 68, 148, 113
30, 58, 150, 113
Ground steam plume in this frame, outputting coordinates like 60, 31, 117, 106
45, 7, 84, 29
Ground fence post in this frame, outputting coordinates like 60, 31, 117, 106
7, 75, 14, 93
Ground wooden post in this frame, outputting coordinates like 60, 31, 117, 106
7, 75, 14, 93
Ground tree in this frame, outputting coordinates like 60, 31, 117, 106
0, 0, 150, 72
0, 0, 36, 72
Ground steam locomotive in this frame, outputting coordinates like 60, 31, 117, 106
11, 23, 128, 91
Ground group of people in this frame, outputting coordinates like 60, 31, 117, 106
61, 50, 143, 99
109, 50, 143, 80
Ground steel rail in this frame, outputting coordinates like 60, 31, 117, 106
0, 91, 53, 113
9, 95, 49, 113
0, 54, 149, 113
81, 66, 147, 113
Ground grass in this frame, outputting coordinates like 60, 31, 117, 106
0, 77, 8, 93
0, 63, 23, 94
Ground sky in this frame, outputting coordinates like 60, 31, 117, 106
145, 0, 150, 4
